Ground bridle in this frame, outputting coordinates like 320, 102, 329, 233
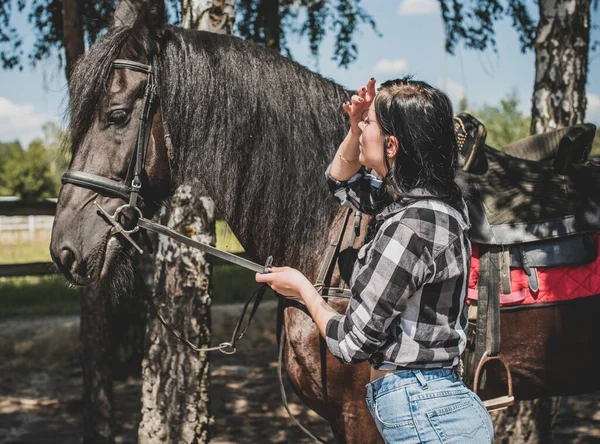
61, 59, 274, 355
62, 59, 156, 253
60, 58, 357, 443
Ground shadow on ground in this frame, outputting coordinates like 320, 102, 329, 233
1, 302, 599, 443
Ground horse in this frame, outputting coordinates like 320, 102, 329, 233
50, 0, 375, 441
49, 0, 600, 441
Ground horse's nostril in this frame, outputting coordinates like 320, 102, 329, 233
59, 247, 77, 272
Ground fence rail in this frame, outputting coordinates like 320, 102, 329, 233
0, 262, 56, 277
1, 199, 58, 277
0, 199, 57, 216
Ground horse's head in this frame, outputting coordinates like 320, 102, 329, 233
50, 0, 171, 286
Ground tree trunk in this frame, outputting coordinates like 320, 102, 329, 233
138, 2, 234, 441
256, 0, 281, 51
61, 0, 84, 80
494, 1, 593, 441
80, 287, 114, 444
182, 0, 236, 34
530, 0, 591, 133
138, 189, 215, 443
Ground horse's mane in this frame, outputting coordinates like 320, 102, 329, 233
70, 25, 354, 275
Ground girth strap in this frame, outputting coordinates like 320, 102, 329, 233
468, 244, 515, 411
314, 207, 352, 289
476, 245, 502, 360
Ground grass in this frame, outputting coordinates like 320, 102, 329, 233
0, 222, 272, 318
0, 231, 53, 265
0, 275, 79, 317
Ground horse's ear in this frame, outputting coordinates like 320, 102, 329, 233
146, 0, 166, 38
113, 0, 165, 35
112, 0, 145, 28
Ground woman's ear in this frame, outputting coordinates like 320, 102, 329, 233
386, 135, 399, 161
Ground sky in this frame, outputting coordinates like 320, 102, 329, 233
0, 0, 599, 148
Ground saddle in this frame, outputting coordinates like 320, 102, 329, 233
454, 113, 600, 409
456, 113, 599, 290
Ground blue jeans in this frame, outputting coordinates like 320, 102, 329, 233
365, 368, 494, 443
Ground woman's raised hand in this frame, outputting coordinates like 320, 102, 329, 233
343, 78, 377, 136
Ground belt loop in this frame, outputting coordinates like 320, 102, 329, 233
413, 369, 428, 389
365, 383, 374, 404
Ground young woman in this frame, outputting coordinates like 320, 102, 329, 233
256, 77, 494, 443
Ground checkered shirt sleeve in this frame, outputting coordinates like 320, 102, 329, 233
325, 166, 386, 214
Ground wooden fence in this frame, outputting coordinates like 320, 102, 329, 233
0, 199, 57, 278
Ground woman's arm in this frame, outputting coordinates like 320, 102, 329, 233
328, 129, 362, 182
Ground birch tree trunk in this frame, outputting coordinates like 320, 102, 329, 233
531, 0, 591, 133
138, 2, 234, 442
491, 1, 592, 442
61, 0, 84, 79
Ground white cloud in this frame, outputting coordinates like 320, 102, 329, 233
0, 97, 56, 148
441, 79, 466, 105
374, 59, 409, 75
397, 0, 440, 16
586, 93, 600, 124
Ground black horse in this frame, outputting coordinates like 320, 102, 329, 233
51, 0, 377, 441
50, 0, 600, 441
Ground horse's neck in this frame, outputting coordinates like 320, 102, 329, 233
162, 32, 350, 274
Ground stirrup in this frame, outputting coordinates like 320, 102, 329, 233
473, 351, 515, 412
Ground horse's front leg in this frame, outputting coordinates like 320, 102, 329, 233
283, 304, 382, 444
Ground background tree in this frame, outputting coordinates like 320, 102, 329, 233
0, 139, 57, 200
439, 0, 598, 441
235, 0, 377, 66
475, 90, 531, 149
593, 128, 600, 156
0, 140, 23, 195
0, 0, 376, 78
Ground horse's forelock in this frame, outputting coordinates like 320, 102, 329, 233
68, 27, 143, 153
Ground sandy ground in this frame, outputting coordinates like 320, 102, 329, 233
1, 302, 600, 443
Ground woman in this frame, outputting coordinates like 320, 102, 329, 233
256, 77, 494, 443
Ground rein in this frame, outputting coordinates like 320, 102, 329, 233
61, 59, 359, 443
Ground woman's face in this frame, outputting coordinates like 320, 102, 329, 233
358, 101, 386, 176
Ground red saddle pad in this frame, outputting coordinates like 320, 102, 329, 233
468, 234, 600, 306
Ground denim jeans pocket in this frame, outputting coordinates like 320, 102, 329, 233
426, 393, 493, 443
373, 387, 415, 429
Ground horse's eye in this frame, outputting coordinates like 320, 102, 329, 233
108, 110, 129, 125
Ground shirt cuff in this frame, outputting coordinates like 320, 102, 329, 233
325, 313, 347, 362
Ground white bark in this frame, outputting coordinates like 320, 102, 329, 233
531, 0, 590, 133
182, 0, 236, 34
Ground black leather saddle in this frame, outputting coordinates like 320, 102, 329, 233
454, 113, 600, 293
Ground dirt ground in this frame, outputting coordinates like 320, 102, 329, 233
1, 302, 600, 444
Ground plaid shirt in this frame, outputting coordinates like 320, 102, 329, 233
324, 167, 471, 370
